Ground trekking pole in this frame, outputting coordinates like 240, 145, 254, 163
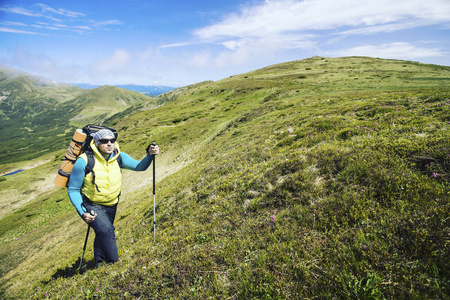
79, 210, 95, 272
151, 142, 157, 243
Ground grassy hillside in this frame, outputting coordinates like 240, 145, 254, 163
0, 68, 153, 166
0, 66, 83, 104
0, 57, 449, 299
69, 85, 154, 128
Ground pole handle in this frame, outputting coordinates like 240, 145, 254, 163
152, 155, 156, 195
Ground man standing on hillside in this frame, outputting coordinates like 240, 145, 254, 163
68, 129, 159, 268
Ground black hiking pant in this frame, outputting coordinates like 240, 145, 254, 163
82, 197, 119, 267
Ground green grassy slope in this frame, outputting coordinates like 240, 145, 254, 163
68, 85, 154, 128
0, 57, 449, 299
0, 67, 84, 164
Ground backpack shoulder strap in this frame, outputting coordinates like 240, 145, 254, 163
84, 150, 100, 192
117, 153, 123, 168
84, 150, 95, 175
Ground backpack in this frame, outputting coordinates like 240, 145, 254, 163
54, 124, 123, 188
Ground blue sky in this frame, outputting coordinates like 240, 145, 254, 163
1, 0, 449, 87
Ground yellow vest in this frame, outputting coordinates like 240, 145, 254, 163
80, 140, 122, 206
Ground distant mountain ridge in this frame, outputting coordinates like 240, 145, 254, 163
0, 65, 83, 101
74, 83, 176, 96
0, 66, 175, 96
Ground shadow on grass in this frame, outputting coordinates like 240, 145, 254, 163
43, 258, 96, 283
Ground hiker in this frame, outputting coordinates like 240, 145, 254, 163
68, 129, 159, 268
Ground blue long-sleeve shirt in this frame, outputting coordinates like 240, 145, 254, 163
68, 152, 153, 216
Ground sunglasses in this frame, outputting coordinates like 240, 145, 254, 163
99, 138, 116, 144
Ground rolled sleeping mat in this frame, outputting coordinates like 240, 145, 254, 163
54, 129, 87, 187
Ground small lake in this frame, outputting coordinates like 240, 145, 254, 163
3, 169, 24, 176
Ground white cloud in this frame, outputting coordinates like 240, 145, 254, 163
1, 5, 62, 22
0, 6, 42, 18
195, 0, 450, 46
1, 4, 121, 35
337, 21, 427, 36
196, 0, 450, 40
0, 27, 46, 35
137, 47, 156, 60
74, 25, 93, 30
5, 48, 70, 80
3, 21, 28, 27
94, 20, 124, 26
159, 42, 195, 49
188, 51, 213, 68
185, 0, 450, 72
36, 3, 85, 18
93, 49, 131, 74
331, 42, 447, 60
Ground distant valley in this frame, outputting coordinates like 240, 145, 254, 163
73, 83, 176, 96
